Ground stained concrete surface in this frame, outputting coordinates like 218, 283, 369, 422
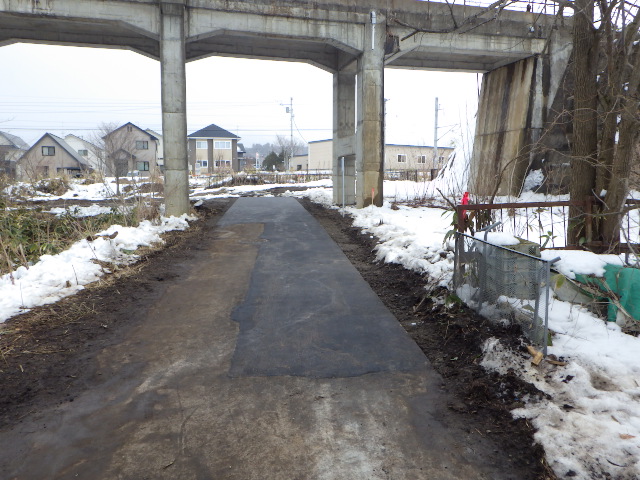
1, 197, 512, 479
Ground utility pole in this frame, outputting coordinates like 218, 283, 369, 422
283, 97, 294, 171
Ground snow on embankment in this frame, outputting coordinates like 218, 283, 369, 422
0, 215, 194, 323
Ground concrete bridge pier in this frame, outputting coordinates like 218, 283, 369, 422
355, 11, 386, 208
160, 1, 190, 217
332, 69, 356, 206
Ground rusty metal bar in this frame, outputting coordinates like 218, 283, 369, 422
460, 200, 588, 211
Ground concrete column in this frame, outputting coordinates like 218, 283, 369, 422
160, 1, 190, 216
356, 10, 386, 208
332, 69, 356, 205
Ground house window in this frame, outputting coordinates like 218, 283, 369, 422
397, 154, 406, 163
201, 160, 208, 168
438, 155, 445, 163
417, 155, 426, 164
42, 146, 55, 156
196, 141, 208, 149
136, 141, 149, 150
78, 149, 88, 156
214, 141, 231, 149
137, 161, 150, 171
126, 125, 133, 132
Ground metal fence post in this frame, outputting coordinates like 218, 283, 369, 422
544, 257, 560, 356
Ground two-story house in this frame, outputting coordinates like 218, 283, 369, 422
0, 131, 29, 179
187, 123, 240, 174
64, 134, 103, 173
17, 133, 91, 180
103, 122, 160, 177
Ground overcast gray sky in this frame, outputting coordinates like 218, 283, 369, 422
0, 43, 481, 149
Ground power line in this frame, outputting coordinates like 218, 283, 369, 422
2, 126, 332, 132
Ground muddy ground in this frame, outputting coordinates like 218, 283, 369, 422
0, 194, 555, 479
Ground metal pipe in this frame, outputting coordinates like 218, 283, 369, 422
543, 257, 560, 356
370, 11, 377, 50
341, 156, 345, 212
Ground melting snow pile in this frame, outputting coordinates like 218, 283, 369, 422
0, 215, 194, 323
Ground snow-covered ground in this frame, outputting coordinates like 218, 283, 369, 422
2, 171, 640, 479
0, 215, 194, 323
1, 179, 195, 322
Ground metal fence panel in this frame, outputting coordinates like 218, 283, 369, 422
454, 232, 555, 354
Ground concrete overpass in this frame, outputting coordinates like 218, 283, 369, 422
0, 0, 572, 212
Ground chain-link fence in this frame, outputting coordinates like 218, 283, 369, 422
454, 231, 560, 354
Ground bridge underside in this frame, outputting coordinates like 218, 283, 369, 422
0, 12, 543, 72
0, 0, 570, 213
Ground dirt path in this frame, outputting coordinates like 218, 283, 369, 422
0, 195, 554, 479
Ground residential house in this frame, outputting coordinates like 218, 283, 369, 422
0, 131, 29, 179
307, 139, 454, 172
188, 123, 240, 174
103, 122, 160, 177
17, 133, 91, 180
146, 129, 164, 172
64, 134, 103, 173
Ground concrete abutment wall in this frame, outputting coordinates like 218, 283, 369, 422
470, 58, 536, 197
470, 31, 573, 197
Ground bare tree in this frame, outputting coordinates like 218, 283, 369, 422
92, 122, 137, 196
276, 134, 304, 171
562, 0, 640, 246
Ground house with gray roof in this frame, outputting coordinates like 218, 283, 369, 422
17, 133, 92, 181
187, 123, 240, 173
0, 131, 29, 178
